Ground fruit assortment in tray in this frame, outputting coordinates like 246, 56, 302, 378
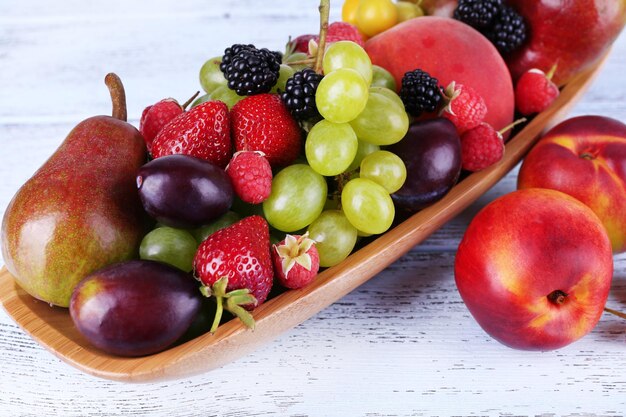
1, 0, 626, 381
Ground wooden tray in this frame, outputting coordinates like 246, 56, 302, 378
0, 53, 609, 382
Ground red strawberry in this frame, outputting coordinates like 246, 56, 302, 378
225, 151, 272, 204
272, 233, 320, 289
139, 99, 183, 152
441, 82, 487, 134
291, 22, 364, 54
151, 101, 231, 168
231, 94, 302, 167
194, 215, 273, 331
515, 68, 560, 116
460, 123, 505, 172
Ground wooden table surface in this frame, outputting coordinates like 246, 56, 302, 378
1, 1, 625, 415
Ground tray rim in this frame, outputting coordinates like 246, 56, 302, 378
0, 51, 610, 382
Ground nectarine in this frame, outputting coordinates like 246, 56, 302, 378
455, 188, 613, 350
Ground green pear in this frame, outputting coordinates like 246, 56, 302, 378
1, 73, 148, 307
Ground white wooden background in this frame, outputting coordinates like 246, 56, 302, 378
1, 1, 626, 415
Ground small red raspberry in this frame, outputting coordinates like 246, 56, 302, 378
441, 82, 487, 134
460, 123, 505, 172
515, 68, 560, 116
225, 151, 273, 204
272, 233, 320, 289
139, 99, 183, 152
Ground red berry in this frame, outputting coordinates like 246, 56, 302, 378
231, 94, 302, 167
139, 99, 183, 152
272, 234, 320, 289
291, 22, 364, 54
292, 34, 317, 54
194, 216, 274, 331
226, 151, 272, 204
325, 22, 365, 47
460, 123, 505, 172
515, 68, 560, 116
441, 82, 487, 134
151, 101, 231, 168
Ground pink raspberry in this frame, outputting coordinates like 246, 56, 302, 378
139, 99, 183, 152
225, 151, 272, 204
441, 82, 487, 135
460, 123, 505, 172
515, 68, 560, 116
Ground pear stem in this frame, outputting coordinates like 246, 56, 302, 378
182, 91, 200, 110
314, 0, 330, 74
104, 73, 127, 122
604, 307, 626, 320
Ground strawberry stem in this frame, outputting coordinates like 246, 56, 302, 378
314, 0, 330, 74
200, 276, 258, 333
181, 91, 200, 110
498, 118, 527, 135
104, 73, 127, 122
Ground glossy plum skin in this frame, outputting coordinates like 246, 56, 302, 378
388, 118, 461, 212
137, 154, 233, 228
70, 260, 202, 357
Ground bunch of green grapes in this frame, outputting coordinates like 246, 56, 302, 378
265, 41, 410, 267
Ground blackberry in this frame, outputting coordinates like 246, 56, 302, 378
399, 69, 443, 117
220, 44, 281, 96
281, 68, 323, 121
488, 5, 527, 54
453, 0, 503, 29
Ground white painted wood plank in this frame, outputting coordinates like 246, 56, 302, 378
1, 0, 626, 415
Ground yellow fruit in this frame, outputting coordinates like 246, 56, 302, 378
355, 0, 398, 37
395, 1, 424, 22
342, 0, 360, 25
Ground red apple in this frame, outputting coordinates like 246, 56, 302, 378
507, 0, 626, 86
518, 115, 626, 253
455, 188, 613, 350
365, 16, 514, 135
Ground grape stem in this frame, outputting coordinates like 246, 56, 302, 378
314, 0, 330, 74
604, 307, 626, 320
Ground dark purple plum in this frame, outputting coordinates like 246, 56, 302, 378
69, 260, 202, 357
388, 118, 461, 212
137, 154, 233, 228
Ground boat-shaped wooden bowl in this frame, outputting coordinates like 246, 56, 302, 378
0, 53, 609, 382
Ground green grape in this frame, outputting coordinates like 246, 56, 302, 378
316, 68, 369, 124
341, 178, 395, 235
191, 93, 212, 108
346, 140, 380, 171
199, 56, 227, 94
192, 211, 241, 243
369, 86, 404, 109
307, 210, 358, 267
350, 90, 409, 145
271, 64, 295, 93
139, 227, 198, 272
305, 120, 358, 176
371, 65, 397, 90
360, 150, 407, 193
263, 164, 327, 232
322, 41, 373, 84
285, 52, 309, 71
210, 86, 245, 109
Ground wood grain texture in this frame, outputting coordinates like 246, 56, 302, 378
1, 0, 626, 414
